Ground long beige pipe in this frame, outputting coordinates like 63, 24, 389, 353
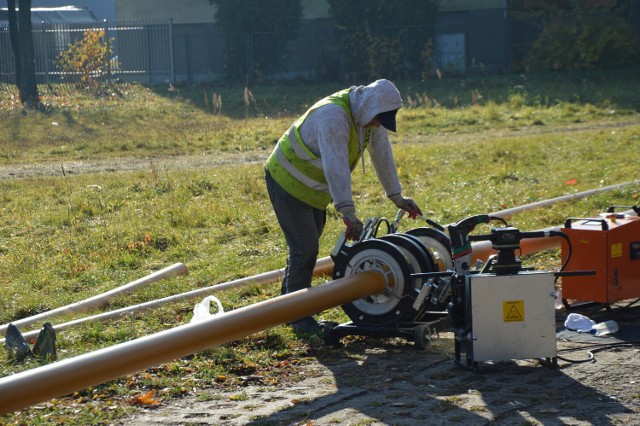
0, 258, 334, 345
487, 180, 640, 219
0, 263, 188, 336
0, 270, 386, 415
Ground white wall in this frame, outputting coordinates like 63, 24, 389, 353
31, 0, 116, 20
115, 0, 216, 24
115, 0, 331, 24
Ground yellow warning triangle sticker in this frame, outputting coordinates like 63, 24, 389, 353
503, 300, 524, 322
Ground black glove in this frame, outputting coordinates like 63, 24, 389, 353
389, 194, 422, 219
340, 206, 363, 241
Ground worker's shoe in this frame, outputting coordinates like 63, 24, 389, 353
290, 317, 322, 336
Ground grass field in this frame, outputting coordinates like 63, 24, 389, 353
2, 68, 638, 164
0, 69, 639, 424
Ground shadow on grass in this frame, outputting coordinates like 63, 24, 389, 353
144, 67, 640, 119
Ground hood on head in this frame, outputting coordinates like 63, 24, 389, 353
349, 79, 403, 129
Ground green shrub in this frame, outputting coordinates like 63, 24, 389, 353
526, 10, 638, 71
326, 0, 438, 81
210, 0, 302, 82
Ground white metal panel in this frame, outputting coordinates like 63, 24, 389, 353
467, 272, 556, 362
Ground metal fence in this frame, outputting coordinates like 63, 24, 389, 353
170, 23, 475, 84
0, 17, 516, 86
2, 12, 636, 87
0, 19, 173, 85
169, 22, 338, 84
0, 14, 574, 86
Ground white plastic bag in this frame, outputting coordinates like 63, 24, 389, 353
190, 295, 224, 323
564, 313, 596, 333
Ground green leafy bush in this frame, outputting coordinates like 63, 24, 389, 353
326, 0, 438, 81
526, 10, 639, 71
210, 0, 302, 82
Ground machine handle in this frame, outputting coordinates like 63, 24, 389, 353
418, 215, 446, 232
564, 217, 609, 230
395, 209, 446, 232
606, 205, 639, 214
554, 270, 596, 277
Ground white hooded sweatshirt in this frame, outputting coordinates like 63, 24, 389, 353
297, 79, 404, 213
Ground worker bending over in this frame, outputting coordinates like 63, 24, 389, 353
265, 79, 422, 334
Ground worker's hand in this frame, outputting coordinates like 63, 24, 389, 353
389, 195, 422, 219
340, 207, 363, 241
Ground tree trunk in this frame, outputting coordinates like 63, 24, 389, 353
7, 0, 21, 88
8, 0, 40, 108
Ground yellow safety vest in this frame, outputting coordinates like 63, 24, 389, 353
265, 89, 370, 210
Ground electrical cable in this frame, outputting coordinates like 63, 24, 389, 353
620, 298, 640, 310
556, 352, 595, 364
548, 230, 573, 289
550, 230, 573, 273
372, 217, 391, 237
488, 216, 509, 226
556, 341, 640, 364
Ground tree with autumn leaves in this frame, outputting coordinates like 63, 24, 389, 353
57, 29, 115, 92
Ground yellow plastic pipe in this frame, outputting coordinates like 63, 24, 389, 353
0, 270, 386, 415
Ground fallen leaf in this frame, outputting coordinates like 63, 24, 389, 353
565, 179, 577, 185
128, 389, 161, 406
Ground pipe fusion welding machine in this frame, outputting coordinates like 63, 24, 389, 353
324, 206, 639, 369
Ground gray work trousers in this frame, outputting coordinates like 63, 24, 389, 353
265, 169, 326, 295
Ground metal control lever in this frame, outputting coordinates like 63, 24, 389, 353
392, 209, 446, 232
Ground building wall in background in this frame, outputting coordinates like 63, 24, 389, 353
115, 0, 215, 24
31, 0, 116, 20
301, 0, 329, 19
440, 0, 506, 12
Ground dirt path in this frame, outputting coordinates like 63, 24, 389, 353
1, 118, 637, 181
121, 307, 640, 426
0, 151, 266, 180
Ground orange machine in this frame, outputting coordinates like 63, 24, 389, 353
560, 207, 640, 306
